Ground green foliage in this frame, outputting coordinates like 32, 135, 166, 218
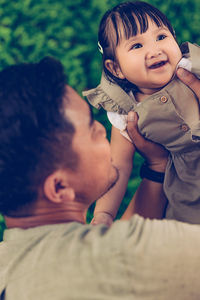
0, 0, 199, 88
0, 215, 6, 241
0, 0, 200, 237
0, 0, 111, 93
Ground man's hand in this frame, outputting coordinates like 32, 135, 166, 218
176, 68, 200, 99
126, 112, 168, 172
123, 111, 169, 220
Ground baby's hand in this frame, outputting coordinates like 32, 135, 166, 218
91, 212, 113, 227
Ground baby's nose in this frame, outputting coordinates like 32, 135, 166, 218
146, 46, 162, 59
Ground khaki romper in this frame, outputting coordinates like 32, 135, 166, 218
83, 42, 200, 224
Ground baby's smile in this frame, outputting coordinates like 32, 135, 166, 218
149, 60, 168, 69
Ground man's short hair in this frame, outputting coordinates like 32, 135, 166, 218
0, 57, 78, 216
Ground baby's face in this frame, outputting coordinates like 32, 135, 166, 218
115, 18, 182, 95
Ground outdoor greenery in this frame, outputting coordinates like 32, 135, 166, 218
0, 0, 200, 240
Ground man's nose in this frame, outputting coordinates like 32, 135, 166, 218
97, 121, 107, 138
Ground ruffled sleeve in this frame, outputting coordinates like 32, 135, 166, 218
83, 72, 135, 114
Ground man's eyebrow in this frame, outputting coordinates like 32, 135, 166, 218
88, 104, 94, 126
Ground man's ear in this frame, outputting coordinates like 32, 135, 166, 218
105, 59, 125, 79
43, 170, 75, 204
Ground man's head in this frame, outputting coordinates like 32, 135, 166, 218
0, 57, 118, 218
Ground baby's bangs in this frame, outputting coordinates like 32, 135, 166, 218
112, 10, 172, 45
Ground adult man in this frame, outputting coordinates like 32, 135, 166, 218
0, 58, 200, 299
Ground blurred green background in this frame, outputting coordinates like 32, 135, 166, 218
0, 0, 200, 240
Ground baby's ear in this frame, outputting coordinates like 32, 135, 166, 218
105, 59, 125, 79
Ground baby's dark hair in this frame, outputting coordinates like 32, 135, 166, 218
98, 1, 176, 92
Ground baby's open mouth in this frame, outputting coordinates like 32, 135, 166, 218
149, 61, 167, 69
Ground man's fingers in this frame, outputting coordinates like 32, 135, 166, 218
127, 111, 146, 150
127, 111, 169, 167
177, 68, 200, 99
127, 111, 140, 143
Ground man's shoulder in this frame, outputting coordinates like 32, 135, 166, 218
1, 217, 200, 299
4, 215, 200, 247
3, 215, 200, 251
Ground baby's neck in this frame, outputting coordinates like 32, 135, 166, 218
135, 92, 148, 102
135, 87, 163, 102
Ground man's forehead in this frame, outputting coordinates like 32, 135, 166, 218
64, 85, 90, 123
64, 85, 86, 108
64, 85, 80, 102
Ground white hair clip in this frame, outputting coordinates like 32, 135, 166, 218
98, 41, 103, 54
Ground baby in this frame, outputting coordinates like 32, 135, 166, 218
83, 1, 200, 225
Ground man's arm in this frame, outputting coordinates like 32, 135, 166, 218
122, 112, 168, 220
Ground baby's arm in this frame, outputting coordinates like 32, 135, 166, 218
92, 111, 169, 225
91, 125, 135, 226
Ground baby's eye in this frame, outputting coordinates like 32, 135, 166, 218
130, 43, 142, 50
157, 34, 167, 41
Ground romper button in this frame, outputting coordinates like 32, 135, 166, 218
180, 124, 189, 132
160, 96, 168, 103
